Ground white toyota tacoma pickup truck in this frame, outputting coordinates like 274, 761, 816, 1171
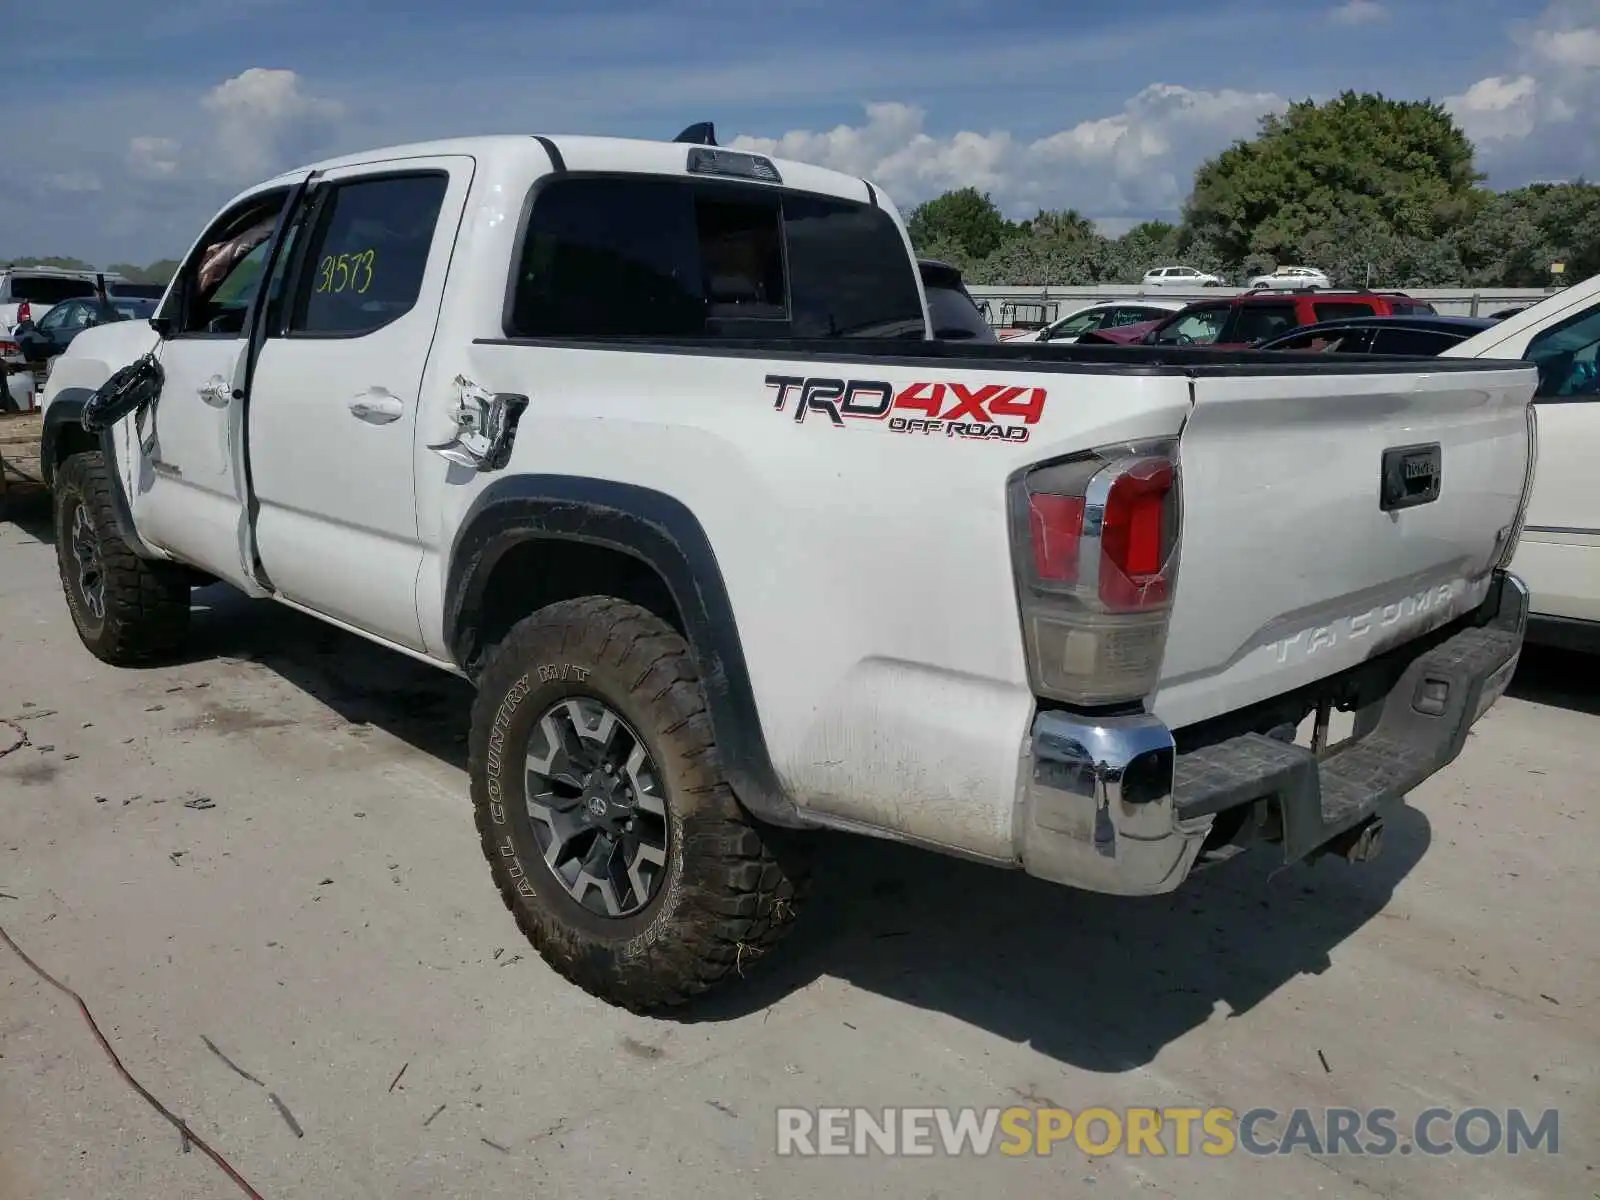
38, 129, 1537, 1011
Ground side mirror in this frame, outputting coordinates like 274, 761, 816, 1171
14, 319, 36, 335
149, 315, 175, 338
82, 353, 164, 432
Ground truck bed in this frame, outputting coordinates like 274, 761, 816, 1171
474, 334, 1535, 377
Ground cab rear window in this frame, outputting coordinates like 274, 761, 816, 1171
8, 277, 98, 304
507, 176, 924, 340
1314, 301, 1376, 321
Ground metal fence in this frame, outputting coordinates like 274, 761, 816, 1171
964, 286, 1557, 328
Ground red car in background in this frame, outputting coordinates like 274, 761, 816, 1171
1080, 289, 1436, 349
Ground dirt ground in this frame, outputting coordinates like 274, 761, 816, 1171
1, 498, 1595, 1199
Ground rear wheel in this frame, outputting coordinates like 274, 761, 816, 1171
53, 451, 190, 664
469, 596, 809, 1011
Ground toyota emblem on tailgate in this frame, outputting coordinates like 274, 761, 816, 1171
1380, 443, 1442, 512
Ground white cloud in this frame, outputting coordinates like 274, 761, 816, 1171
1448, 75, 1540, 142
1530, 25, 1600, 69
200, 67, 344, 180
734, 84, 1285, 224
1329, 0, 1386, 25
1447, 1, 1600, 183
42, 171, 103, 193
126, 135, 181, 180
122, 68, 345, 191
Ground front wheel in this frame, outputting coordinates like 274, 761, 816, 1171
469, 596, 809, 1011
53, 451, 191, 664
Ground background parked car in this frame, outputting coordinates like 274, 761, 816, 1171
0, 331, 28, 411
106, 281, 168, 301
7, 296, 158, 409
1006, 298, 1184, 344
1141, 265, 1225, 288
1247, 265, 1331, 290
0, 267, 123, 331
918, 259, 997, 342
1080, 289, 1434, 349
1255, 314, 1495, 355
1441, 274, 1600, 651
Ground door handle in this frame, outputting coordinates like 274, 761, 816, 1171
197, 377, 234, 406
348, 391, 405, 424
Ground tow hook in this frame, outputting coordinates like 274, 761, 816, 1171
1327, 816, 1385, 864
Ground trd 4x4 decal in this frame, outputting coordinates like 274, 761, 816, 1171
765, 375, 1046, 442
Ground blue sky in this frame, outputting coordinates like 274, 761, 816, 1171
5, 0, 1596, 265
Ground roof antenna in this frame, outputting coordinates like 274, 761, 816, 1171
673, 122, 717, 146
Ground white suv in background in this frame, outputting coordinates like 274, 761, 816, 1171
1444, 275, 1600, 649
0, 267, 122, 331
1142, 265, 1225, 289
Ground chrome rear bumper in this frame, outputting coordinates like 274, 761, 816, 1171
1017, 571, 1528, 896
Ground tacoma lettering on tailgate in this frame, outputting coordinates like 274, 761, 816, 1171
766, 375, 1046, 442
1268, 582, 1467, 666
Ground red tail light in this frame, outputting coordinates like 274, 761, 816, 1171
15, 302, 30, 324
1023, 455, 1175, 613
1027, 494, 1084, 581
1098, 459, 1175, 609
1010, 442, 1181, 705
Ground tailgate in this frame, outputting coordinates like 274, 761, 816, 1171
1153, 361, 1537, 730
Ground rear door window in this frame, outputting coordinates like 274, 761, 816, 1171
290, 173, 450, 336
925, 286, 996, 341
1049, 308, 1110, 338
1369, 327, 1459, 356
34, 302, 77, 332
1524, 303, 1600, 401
1227, 303, 1299, 344
1110, 306, 1165, 327
9, 277, 98, 305
1314, 301, 1376, 321
1153, 306, 1229, 345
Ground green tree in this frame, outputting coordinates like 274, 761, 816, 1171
1022, 208, 1095, 242
1450, 193, 1555, 287
906, 188, 1019, 260
1183, 91, 1481, 265
1107, 220, 1184, 282
140, 259, 181, 285
1518, 182, 1600, 280
909, 232, 975, 273
1298, 213, 1464, 288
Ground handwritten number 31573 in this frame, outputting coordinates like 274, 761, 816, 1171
315, 249, 375, 294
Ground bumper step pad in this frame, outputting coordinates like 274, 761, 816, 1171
1172, 626, 1521, 862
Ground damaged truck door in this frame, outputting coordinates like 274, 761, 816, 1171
131, 187, 295, 594
247, 160, 472, 650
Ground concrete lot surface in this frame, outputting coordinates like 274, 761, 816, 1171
0, 500, 1595, 1199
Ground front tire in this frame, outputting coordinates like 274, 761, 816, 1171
53, 451, 191, 664
469, 596, 808, 1011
